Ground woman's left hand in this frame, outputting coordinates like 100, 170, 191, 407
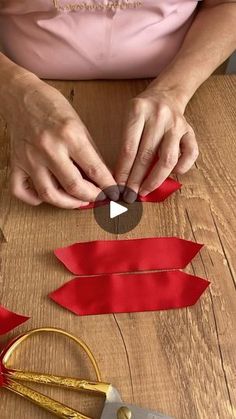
115, 86, 199, 203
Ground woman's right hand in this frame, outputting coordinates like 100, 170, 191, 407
2, 73, 117, 208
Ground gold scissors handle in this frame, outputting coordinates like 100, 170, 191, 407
6, 378, 90, 419
3, 327, 101, 379
2, 327, 110, 395
1, 327, 111, 418
6, 369, 110, 395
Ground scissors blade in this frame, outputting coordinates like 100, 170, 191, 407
106, 385, 123, 403
100, 401, 174, 419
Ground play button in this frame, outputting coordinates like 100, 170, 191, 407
110, 201, 128, 219
93, 185, 143, 234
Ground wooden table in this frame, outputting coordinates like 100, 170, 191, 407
0, 75, 236, 419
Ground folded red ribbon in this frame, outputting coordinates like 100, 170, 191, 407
55, 237, 203, 276
81, 178, 181, 209
49, 271, 210, 316
0, 307, 29, 385
0, 363, 5, 387
0, 360, 7, 387
0, 305, 29, 335
0, 335, 19, 387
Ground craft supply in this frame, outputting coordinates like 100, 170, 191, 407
49, 270, 210, 316
81, 178, 181, 210
0, 305, 29, 335
0, 327, 173, 418
54, 237, 203, 276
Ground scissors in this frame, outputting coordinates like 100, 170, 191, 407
0, 327, 173, 419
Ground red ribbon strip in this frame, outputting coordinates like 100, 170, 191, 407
55, 237, 203, 276
0, 363, 5, 387
81, 178, 181, 210
0, 360, 8, 387
49, 271, 210, 316
0, 309, 29, 386
0, 304, 29, 335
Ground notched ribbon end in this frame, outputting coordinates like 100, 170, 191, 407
0, 305, 29, 336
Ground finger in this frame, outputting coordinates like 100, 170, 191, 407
69, 133, 119, 199
173, 130, 199, 174
124, 117, 165, 201
30, 167, 87, 209
10, 167, 42, 206
46, 152, 104, 202
139, 129, 182, 196
115, 104, 145, 188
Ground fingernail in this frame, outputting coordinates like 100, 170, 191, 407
105, 185, 120, 201
123, 188, 137, 204
118, 184, 125, 193
139, 189, 149, 197
98, 191, 107, 201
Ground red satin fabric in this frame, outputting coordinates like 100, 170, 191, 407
0, 335, 22, 387
81, 178, 181, 209
0, 360, 8, 387
139, 178, 181, 202
0, 305, 29, 335
0, 362, 5, 387
49, 271, 210, 316
55, 237, 203, 276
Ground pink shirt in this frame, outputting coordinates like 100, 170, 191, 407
0, 0, 198, 79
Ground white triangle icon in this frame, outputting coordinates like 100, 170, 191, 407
110, 201, 128, 219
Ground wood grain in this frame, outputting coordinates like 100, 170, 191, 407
0, 75, 235, 419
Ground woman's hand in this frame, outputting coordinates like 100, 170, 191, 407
3, 74, 117, 209
115, 86, 199, 203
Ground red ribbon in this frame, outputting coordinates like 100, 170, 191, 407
49, 271, 210, 316
0, 359, 8, 387
52, 237, 209, 315
0, 306, 28, 386
0, 304, 29, 335
0, 360, 4, 387
0, 363, 5, 387
81, 178, 181, 209
54, 237, 203, 275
